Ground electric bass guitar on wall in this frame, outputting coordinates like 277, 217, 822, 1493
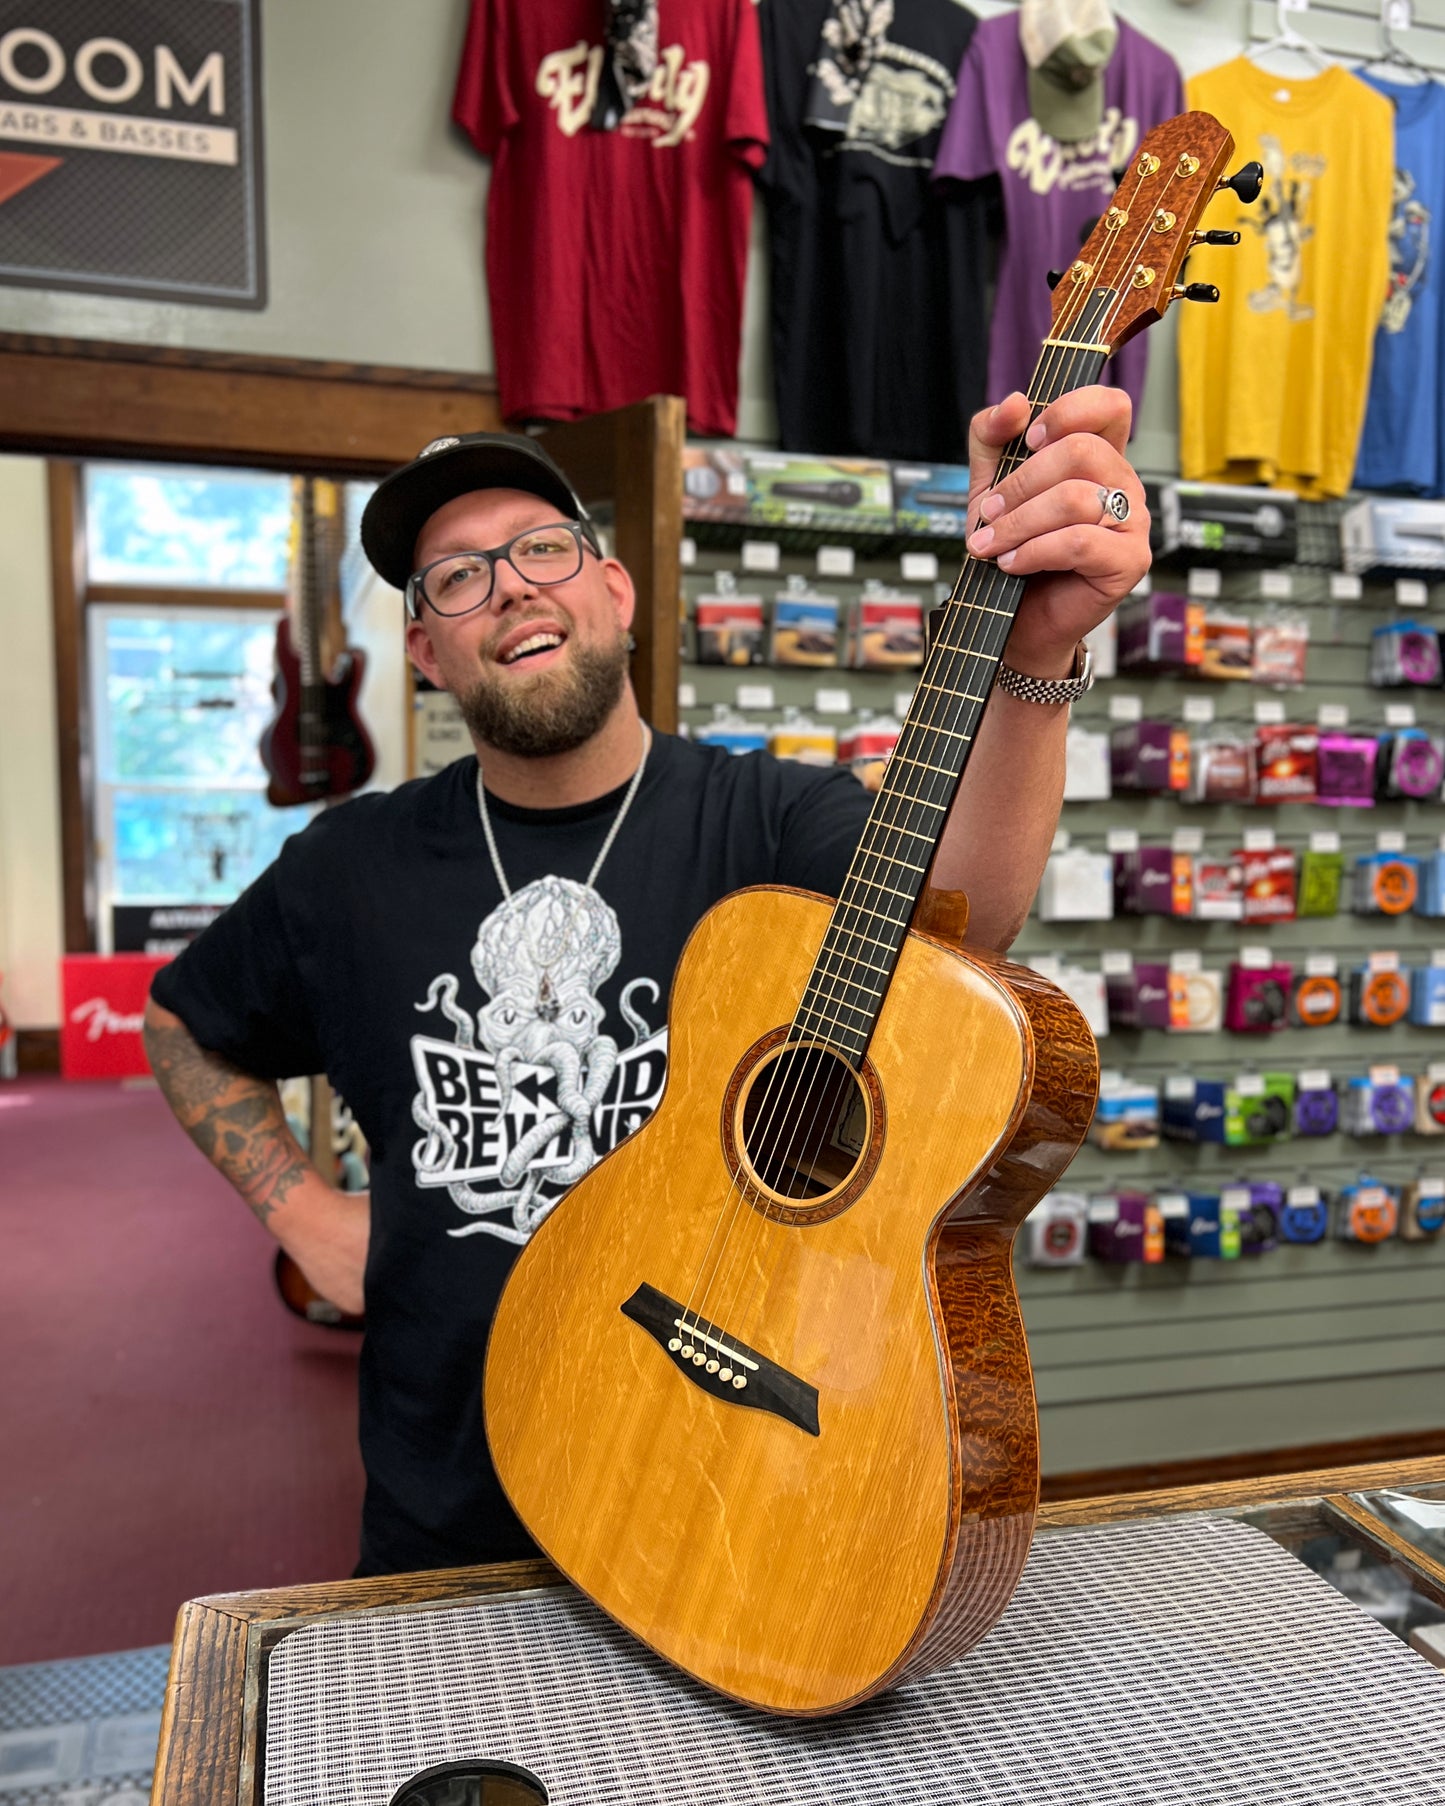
260, 476, 376, 806
485, 114, 1256, 1717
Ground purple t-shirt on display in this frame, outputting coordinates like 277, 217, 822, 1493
933, 14, 1183, 421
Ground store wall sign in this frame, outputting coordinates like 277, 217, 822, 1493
61, 952, 170, 1079
0, 1, 265, 307
112, 902, 224, 955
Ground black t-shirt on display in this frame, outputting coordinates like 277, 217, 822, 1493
757, 0, 988, 462
150, 733, 873, 1575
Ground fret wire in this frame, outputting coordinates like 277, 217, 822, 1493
800, 327, 1108, 1055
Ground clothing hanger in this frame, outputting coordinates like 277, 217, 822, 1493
1246, 0, 1333, 73
1358, 0, 1431, 84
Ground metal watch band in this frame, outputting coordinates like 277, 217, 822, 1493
994, 641, 1093, 706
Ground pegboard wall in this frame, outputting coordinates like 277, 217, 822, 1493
679, 509, 1445, 1478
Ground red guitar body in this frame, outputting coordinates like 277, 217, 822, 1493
260, 616, 376, 807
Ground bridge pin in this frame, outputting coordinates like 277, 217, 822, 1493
667, 1338, 682, 1353
680, 1345, 694, 1359
692, 1351, 707, 1367
733, 1375, 748, 1390
718, 1367, 732, 1382
705, 1359, 719, 1374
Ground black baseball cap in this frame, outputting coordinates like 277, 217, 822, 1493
360, 430, 600, 592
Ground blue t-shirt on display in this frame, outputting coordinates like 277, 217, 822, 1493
1356, 74, 1445, 495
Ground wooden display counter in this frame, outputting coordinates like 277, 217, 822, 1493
151, 1454, 1445, 1806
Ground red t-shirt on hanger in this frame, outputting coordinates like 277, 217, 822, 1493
452, 0, 768, 437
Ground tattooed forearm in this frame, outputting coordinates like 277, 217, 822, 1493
144, 1006, 316, 1224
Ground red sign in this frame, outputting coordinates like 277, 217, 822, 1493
61, 953, 170, 1079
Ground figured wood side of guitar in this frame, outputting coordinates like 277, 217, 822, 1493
484, 887, 1045, 1714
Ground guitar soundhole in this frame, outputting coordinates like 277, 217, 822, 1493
737, 1041, 871, 1204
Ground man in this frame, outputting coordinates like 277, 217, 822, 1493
144, 386, 1147, 1576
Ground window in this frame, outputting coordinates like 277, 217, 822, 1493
85, 464, 293, 589
89, 607, 311, 944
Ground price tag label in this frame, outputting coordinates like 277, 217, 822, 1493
1164, 1076, 1195, 1100
1310, 830, 1341, 854
1305, 954, 1339, 977
1109, 694, 1142, 722
1396, 577, 1429, 607
1430, 1063, 1445, 1082
1318, 702, 1349, 728
1298, 1069, 1331, 1091
1288, 1185, 1322, 1206
1183, 696, 1215, 723
1235, 1075, 1265, 1097
1221, 1185, 1252, 1210
1129, 573, 1152, 597
1171, 827, 1204, 853
900, 551, 938, 583
1101, 950, 1133, 974
1385, 0, 1412, 30
1031, 955, 1063, 981
1369, 951, 1401, 972
1376, 829, 1407, 852
1243, 828, 1276, 852
1369, 1065, 1401, 1086
1157, 1191, 1189, 1213
1240, 945, 1272, 969
1254, 699, 1286, 724
814, 687, 852, 715
1107, 828, 1139, 853
1088, 1198, 1118, 1223
678, 681, 697, 709
741, 539, 781, 573
1260, 571, 1293, 601
1170, 949, 1203, 973
1329, 572, 1363, 602
1385, 703, 1417, 728
1188, 567, 1222, 599
1433, 950, 1445, 969
680, 535, 697, 568
817, 545, 855, 578
893, 690, 915, 718
1050, 829, 1072, 854
737, 682, 775, 710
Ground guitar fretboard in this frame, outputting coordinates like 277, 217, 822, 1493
792, 291, 1115, 1063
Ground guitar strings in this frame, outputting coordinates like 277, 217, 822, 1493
672, 238, 1128, 1352
671, 267, 1118, 1350
675, 158, 1186, 1351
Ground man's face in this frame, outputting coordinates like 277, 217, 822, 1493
405, 488, 636, 758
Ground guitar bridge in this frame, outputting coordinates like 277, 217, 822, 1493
620, 1283, 819, 1436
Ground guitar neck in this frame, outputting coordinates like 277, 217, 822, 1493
794, 297, 1113, 1062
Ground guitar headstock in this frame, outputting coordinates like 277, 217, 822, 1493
1049, 112, 1250, 354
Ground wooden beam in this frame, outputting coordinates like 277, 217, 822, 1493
47, 461, 91, 954
85, 584, 286, 612
0, 334, 502, 473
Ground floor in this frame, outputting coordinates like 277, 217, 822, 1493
1, 1076, 365, 1667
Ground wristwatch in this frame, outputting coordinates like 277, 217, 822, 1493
995, 640, 1094, 706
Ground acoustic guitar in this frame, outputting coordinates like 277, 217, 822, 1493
484, 115, 1253, 1717
260, 476, 376, 807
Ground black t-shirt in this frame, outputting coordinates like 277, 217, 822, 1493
757, 0, 987, 461
151, 733, 873, 1574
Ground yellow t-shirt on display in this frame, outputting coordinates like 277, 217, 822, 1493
1180, 60, 1393, 498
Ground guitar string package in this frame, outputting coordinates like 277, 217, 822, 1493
836, 715, 899, 776
1240, 847, 1296, 923
1316, 733, 1378, 806
850, 583, 923, 671
1250, 611, 1310, 688
1102, 955, 1171, 1030
1335, 1177, 1400, 1242
1025, 1191, 1089, 1266
1297, 846, 1345, 917
1378, 728, 1445, 799
1254, 724, 1317, 802
1280, 1183, 1330, 1243
1089, 1075, 1160, 1151
1037, 847, 1114, 922
1116, 590, 1204, 671
690, 572, 765, 667
1349, 963, 1412, 1028
1341, 1072, 1415, 1136
1401, 1177, 1445, 1240
1063, 724, 1112, 800
1110, 718, 1190, 792
1294, 1071, 1339, 1135
1416, 1065, 1445, 1135
1293, 967, 1343, 1028
1190, 728, 1256, 803
1087, 1190, 1163, 1263
692, 705, 768, 756
766, 708, 836, 765
1352, 852, 1419, 916
1371, 620, 1443, 687
1199, 608, 1253, 680
768, 577, 841, 668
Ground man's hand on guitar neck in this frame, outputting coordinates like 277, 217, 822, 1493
964, 384, 1149, 676
142, 998, 369, 1318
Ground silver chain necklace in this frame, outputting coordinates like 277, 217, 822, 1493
475, 723, 653, 900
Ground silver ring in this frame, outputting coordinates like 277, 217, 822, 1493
1098, 486, 1131, 526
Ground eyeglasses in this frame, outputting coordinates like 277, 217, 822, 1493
407, 522, 592, 619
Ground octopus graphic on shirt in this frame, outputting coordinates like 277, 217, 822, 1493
409, 875, 667, 1245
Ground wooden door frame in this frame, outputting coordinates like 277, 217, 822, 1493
14, 336, 682, 956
